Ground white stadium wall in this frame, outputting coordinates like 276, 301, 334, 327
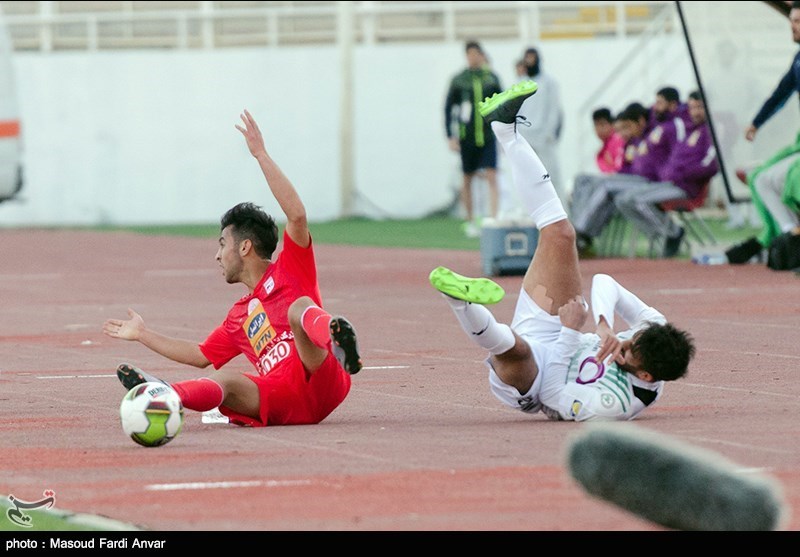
1, 37, 697, 227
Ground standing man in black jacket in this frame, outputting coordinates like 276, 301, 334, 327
445, 41, 503, 238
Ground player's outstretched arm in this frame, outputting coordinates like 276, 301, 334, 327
103, 309, 212, 369
236, 110, 310, 248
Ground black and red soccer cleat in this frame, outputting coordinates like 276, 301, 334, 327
116, 363, 170, 391
330, 317, 362, 375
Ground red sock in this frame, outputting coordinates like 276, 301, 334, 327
171, 378, 225, 412
300, 305, 332, 349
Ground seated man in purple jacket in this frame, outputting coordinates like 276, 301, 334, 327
614, 91, 720, 258
571, 100, 680, 254
649, 86, 692, 134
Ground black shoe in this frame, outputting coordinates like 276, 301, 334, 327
116, 363, 170, 391
478, 81, 538, 125
663, 227, 685, 258
576, 233, 593, 252
330, 317, 362, 375
725, 237, 763, 265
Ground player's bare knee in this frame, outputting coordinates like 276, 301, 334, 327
493, 333, 533, 363
287, 297, 315, 328
211, 372, 254, 408
541, 220, 576, 246
491, 339, 537, 395
207, 372, 233, 396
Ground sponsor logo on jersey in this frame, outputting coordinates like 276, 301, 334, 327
258, 338, 292, 376
264, 277, 275, 296
247, 313, 266, 339
570, 400, 583, 418
243, 301, 277, 356
577, 357, 605, 385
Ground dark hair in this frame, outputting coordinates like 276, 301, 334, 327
688, 90, 704, 102
632, 323, 696, 382
794, 1, 800, 9
220, 202, 279, 260
593, 108, 614, 123
657, 87, 681, 104
618, 102, 649, 123
465, 41, 483, 54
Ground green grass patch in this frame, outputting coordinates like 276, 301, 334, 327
96, 215, 761, 258
98, 217, 483, 251
593, 215, 760, 259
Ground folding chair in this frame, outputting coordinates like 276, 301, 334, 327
597, 212, 639, 259
660, 181, 718, 248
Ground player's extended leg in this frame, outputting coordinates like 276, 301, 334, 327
461, 172, 476, 224
429, 267, 537, 394
483, 82, 583, 316
288, 297, 363, 375
116, 363, 261, 419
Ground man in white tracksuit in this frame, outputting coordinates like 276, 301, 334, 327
517, 48, 565, 204
429, 81, 696, 421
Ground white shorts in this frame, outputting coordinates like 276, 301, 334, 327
488, 288, 563, 414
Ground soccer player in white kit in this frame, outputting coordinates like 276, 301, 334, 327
429, 81, 696, 421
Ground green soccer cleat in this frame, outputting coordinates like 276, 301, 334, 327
478, 80, 538, 125
429, 266, 505, 305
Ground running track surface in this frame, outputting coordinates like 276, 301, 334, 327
1, 230, 798, 532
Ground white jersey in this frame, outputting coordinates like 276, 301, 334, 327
540, 331, 663, 422
539, 275, 667, 422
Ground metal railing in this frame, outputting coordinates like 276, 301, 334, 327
0, 1, 675, 52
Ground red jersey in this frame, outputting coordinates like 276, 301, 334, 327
199, 231, 321, 376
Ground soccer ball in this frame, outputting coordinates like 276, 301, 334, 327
119, 382, 184, 447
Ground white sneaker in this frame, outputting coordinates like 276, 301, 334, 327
463, 222, 480, 238
201, 408, 230, 424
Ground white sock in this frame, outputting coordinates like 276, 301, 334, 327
492, 121, 568, 230
442, 295, 516, 356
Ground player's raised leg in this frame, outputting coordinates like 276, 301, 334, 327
429, 264, 537, 394
482, 81, 583, 316
288, 297, 363, 375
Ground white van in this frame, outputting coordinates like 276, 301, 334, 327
0, 4, 22, 204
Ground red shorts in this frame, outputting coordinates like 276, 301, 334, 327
219, 351, 351, 427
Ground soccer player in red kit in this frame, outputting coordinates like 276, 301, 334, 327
103, 110, 362, 427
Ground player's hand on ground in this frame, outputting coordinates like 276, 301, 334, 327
236, 109, 267, 159
558, 296, 588, 331
103, 309, 145, 341
595, 318, 623, 365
